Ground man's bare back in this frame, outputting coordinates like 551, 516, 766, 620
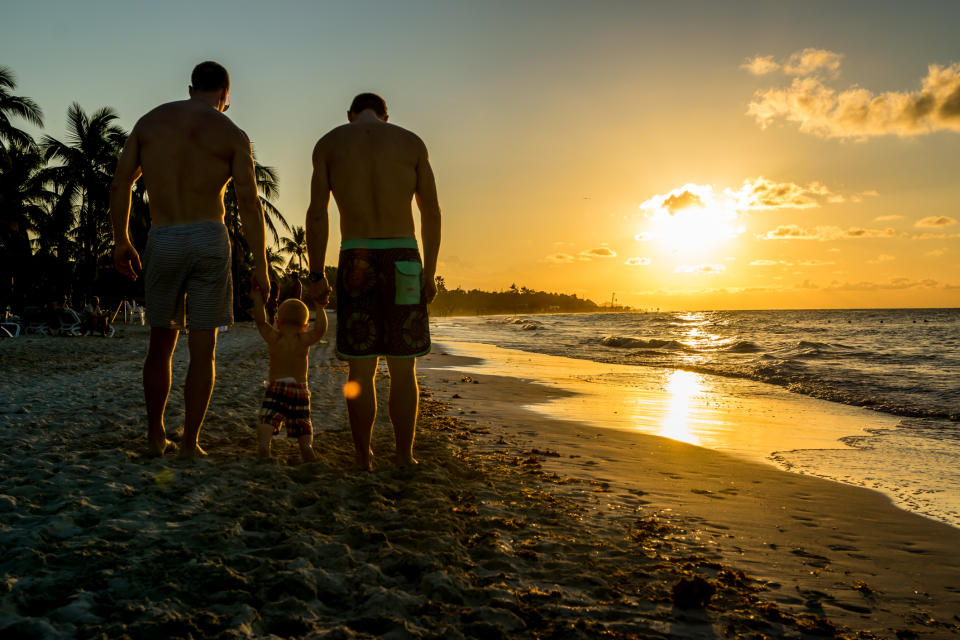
315, 117, 435, 240
132, 100, 246, 226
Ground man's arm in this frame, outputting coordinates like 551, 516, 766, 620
414, 141, 441, 303
109, 128, 144, 280
250, 288, 278, 343
305, 141, 331, 303
302, 301, 328, 346
232, 131, 269, 298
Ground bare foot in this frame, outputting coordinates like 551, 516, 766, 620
178, 443, 208, 460
147, 438, 177, 458
395, 454, 419, 468
353, 450, 374, 471
301, 448, 319, 463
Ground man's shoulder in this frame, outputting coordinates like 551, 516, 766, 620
389, 124, 428, 154
316, 124, 352, 145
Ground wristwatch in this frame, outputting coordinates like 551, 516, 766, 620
308, 271, 326, 283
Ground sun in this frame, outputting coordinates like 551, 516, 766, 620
637, 183, 745, 256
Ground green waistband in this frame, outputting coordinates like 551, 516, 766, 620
340, 237, 418, 250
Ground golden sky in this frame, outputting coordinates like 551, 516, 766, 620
4, 1, 958, 309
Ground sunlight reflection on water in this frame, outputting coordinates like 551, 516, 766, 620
660, 370, 702, 445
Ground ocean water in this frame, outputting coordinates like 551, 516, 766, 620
431, 309, 960, 526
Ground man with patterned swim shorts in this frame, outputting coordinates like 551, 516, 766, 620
305, 93, 441, 470
110, 61, 270, 458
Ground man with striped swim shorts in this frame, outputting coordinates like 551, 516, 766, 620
305, 92, 442, 470
109, 61, 270, 458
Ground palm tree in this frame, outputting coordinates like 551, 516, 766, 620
280, 225, 308, 274
265, 247, 286, 283
41, 103, 126, 296
0, 142, 52, 309
0, 66, 44, 150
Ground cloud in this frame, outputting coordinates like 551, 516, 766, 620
911, 232, 960, 240
545, 253, 575, 264
747, 61, 960, 138
749, 259, 792, 266
759, 224, 823, 240
867, 254, 896, 264
625, 257, 651, 266
875, 214, 903, 221
579, 247, 617, 258
926, 248, 946, 257
634, 232, 657, 241
674, 264, 726, 274
759, 225, 897, 240
741, 55, 780, 75
843, 226, 897, 238
783, 48, 843, 76
662, 191, 704, 213
641, 176, 867, 220
799, 259, 836, 266
915, 215, 957, 227
727, 176, 837, 210
822, 278, 941, 292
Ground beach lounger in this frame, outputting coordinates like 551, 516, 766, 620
0, 321, 21, 337
56, 309, 83, 336
23, 307, 52, 335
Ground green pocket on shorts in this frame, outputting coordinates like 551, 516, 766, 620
394, 261, 422, 305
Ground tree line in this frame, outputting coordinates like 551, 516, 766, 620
429, 279, 601, 316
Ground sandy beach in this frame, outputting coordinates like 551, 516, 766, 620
2, 323, 959, 638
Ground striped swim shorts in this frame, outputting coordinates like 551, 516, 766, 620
259, 379, 312, 438
142, 220, 233, 330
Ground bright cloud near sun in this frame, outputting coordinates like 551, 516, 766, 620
639, 183, 745, 256
635, 176, 870, 257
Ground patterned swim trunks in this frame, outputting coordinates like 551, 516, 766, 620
336, 238, 431, 358
259, 379, 312, 438
142, 220, 233, 330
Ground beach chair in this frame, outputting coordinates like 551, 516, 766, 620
55, 308, 83, 336
23, 307, 52, 335
123, 300, 145, 325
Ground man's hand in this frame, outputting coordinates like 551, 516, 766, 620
251, 266, 270, 300
310, 277, 331, 306
422, 274, 438, 304
114, 240, 142, 281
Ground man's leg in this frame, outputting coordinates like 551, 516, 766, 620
346, 357, 379, 470
143, 328, 179, 456
180, 328, 218, 459
386, 357, 419, 467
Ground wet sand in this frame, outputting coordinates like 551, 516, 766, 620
1, 323, 958, 638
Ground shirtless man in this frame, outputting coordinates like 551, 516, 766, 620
110, 61, 269, 458
306, 93, 441, 469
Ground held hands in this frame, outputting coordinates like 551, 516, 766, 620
310, 277, 331, 306
422, 274, 438, 304
114, 240, 142, 281
251, 266, 271, 301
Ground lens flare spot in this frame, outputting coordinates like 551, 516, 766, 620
343, 381, 362, 400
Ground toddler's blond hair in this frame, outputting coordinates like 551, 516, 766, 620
277, 299, 309, 327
